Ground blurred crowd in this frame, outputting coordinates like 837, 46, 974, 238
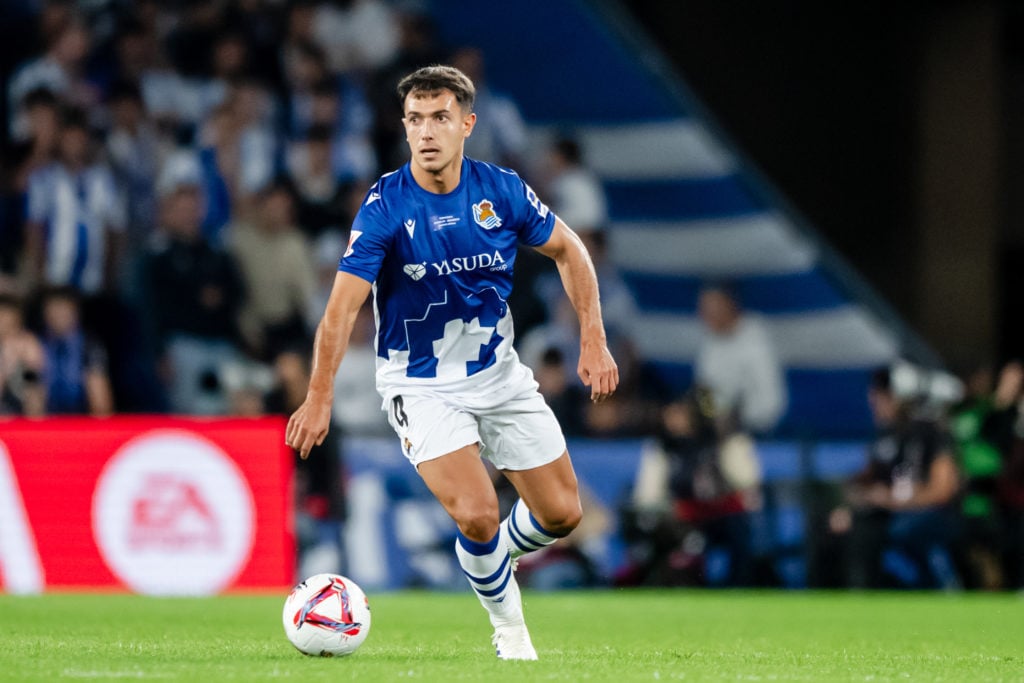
4, 1, 1017, 593
0, 0, 656, 429
0, 0, 685, 576
616, 360, 1024, 593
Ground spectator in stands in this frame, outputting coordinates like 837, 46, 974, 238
695, 283, 786, 435
139, 159, 245, 415
0, 89, 62, 289
8, 13, 96, 141
0, 294, 46, 416
282, 40, 374, 149
37, 285, 113, 416
305, 80, 376, 183
196, 77, 278, 219
163, 0, 225, 80
264, 345, 346, 577
307, 230, 345, 331
622, 387, 759, 587
310, 0, 399, 76
534, 346, 586, 437
949, 362, 1005, 589
104, 82, 161, 273
24, 107, 126, 296
546, 136, 608, 237
367, 6, 445, 171
581, 334, 664, 438
450, 46, 528, 169
829, 367, 961, 589
99, 16, 160, 93
519, 136, 634, 340
518, 291, 583, 384
976, 360, 1024, 590
228, 178, 316, 361
12, 88, 62, 191
288, 124, 353, 237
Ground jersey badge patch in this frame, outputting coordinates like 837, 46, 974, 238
472, 199, 502, 230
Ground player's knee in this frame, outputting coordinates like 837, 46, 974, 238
452, 502, 500, 542
539, 500, 583, 537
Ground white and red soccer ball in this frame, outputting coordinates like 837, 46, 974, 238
282, 573, 371, 656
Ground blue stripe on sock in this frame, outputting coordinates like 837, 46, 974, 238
461, 552, 510, 585
457, 530, 500, 556
473, 566, 512, 597
510, 510, 545, 550
527, 510, 560, 540
508, 526, 535, 554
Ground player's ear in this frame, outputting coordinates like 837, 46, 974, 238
463, 111, 476, 138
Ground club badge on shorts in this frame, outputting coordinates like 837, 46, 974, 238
472, 199, 502, 230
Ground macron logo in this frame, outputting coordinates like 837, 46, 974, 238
365, 192, 381, 206
404, 219, 416, 239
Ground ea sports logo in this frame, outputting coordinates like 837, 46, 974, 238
403, 263, 426, 281
92, 431, 255, 595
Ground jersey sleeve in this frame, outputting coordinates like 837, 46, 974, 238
338, 189, 393, 284
511, 174, 556, 247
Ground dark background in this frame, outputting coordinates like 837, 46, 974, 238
626, 0, 1022, 372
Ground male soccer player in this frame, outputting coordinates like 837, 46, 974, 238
285, 65, 618, 660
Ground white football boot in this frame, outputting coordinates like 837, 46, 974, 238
489, 575, 538, 660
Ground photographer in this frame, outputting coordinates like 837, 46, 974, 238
829, 366, 961, 589
0, 294, 46, 416
621, 387, 761, 587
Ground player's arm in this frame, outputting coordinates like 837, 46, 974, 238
285, 271, 372, 458
533, 218, 619, 402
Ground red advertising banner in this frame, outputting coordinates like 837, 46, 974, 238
0, 418, 294, 594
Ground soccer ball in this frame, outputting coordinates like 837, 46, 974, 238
282, 573, 371, 657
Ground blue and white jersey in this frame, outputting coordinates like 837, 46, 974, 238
27, 162, 126, 294
340, 158, 556, 396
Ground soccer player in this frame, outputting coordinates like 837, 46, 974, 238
285, 65, 618, 660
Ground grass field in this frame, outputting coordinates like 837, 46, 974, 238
1, 590, 1022, 682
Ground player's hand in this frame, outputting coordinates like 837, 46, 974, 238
285, 396, 333, 459
578, 338, 619, 403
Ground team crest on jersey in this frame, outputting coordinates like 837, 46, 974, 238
472, 199, 502, 230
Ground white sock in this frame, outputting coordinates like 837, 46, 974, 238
501, 498, 560, 559
455, 528, 523, 625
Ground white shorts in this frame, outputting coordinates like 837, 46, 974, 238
384, 370, 567, 471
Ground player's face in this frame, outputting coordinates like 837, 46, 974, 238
403, 90, 475, 174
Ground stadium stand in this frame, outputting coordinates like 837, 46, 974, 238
427, 0, 939, 438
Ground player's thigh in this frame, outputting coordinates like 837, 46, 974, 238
501, 451, 583, 533
386, 393, 480, 466
417, 443, 501, 540
478, 390, 566, 472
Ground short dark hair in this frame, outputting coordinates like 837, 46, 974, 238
870, 366, 893, 393
22, 87, 59, 110
40, 284, 80, 305
554, 137, 583, 165
106, 80, 142, 105
60, 106, 90, 132
0, 293, 22, 311
311, 78, 338, 99
397, 65, 475, 112
305, 123, 334, 143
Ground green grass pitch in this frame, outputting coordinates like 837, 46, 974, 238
1, 590, 1022, 682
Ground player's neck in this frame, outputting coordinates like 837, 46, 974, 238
410, 155, 464, 195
